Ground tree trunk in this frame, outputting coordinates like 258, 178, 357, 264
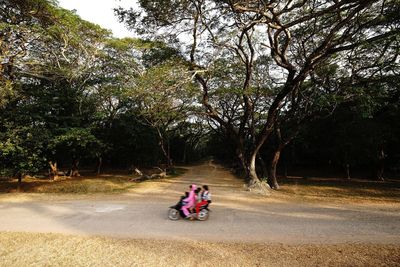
49, 161, 59, 181
96, 156, 102, 176
236, 147, 249, 177
345, 163, 351, 180
246, 152, 270, 195
156, 129, 173, 169
268, 149, 281, 190
377, 145, 385, 181
17, 172, 23, 192
248, 154, 258, 184
257, 154, 268, 179
160, 140, 172, 167
70, 159, 80, 177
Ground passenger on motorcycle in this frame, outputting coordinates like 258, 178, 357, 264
195, 185, 211, 216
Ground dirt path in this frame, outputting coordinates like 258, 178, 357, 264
0, 161, 399, 244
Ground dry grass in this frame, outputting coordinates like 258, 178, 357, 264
0, 168, 187, 194
0, 175, 136, 194
276, 176, 400, 204
0, 232, 399, 267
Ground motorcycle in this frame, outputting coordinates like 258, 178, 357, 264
168, 198, 210, 221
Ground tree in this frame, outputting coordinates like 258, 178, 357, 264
117, 0, 400, 192
296, 72, 400, 180
0, 0, 59, 106
50, 128, 103, 177
131, 59, 198, 169
1, 0, 113, 180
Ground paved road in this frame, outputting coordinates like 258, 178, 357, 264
0, 162, 399, 244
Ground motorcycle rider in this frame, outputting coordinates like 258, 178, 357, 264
181, 184, 197, 219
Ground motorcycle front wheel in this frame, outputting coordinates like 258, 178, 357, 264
168, 208, 180, 220
197, 209, 209, 221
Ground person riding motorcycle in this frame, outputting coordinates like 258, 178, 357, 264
181, 184, 196, 219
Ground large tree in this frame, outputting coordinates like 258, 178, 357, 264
117, 0, 400, 192
131, 59, 197, 169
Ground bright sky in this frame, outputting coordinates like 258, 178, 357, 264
58, 0, 138, 38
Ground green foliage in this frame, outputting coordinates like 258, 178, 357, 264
50, 128, 103, 158
0, 0, 201, 177
132, 59, 197, 126
0, 123, 50, 175
2, 0, 400, 182
294, 77, 400, 176
0, 81, 15, 108
0, 0, 118, 175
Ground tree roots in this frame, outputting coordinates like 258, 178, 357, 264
246, 180, 271, 195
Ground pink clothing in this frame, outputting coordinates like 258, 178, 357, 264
182, 184, 196, 217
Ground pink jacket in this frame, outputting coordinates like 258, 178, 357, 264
183, 184, 197, 207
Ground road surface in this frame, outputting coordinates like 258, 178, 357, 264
0, 162, 399, 244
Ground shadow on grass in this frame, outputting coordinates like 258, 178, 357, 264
167, 167, 188, 178
278, 176, 400, 202
0, 167, 188, 194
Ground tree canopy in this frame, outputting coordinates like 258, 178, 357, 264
1, 0, 399, 192
116, 0, 400, 190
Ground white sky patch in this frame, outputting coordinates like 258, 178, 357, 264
58, 0, 138, 38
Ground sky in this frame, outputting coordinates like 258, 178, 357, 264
58, 0, 137, 38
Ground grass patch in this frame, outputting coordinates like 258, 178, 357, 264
34, 177, 137, 194
0, 232, 399, 267
278, 176, 400, 203
0, 175, 136, 194
0, 168, 188, 194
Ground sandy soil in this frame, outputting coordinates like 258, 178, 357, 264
0, 161, 399, 244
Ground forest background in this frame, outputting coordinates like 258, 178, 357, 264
1, 0, 399, 191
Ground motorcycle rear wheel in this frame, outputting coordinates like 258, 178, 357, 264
168, 208, 180, 220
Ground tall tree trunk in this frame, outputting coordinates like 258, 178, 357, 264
235, 143, 268, 194
268, 149, 281, 190
17, 172, 23, 192
70, 159, 80, 177
248, 153, 258, 185
236, 147, 249, 177
266, 123, 297, 190
156, 129, 173, 169
246, 151, 270, 194
345, 163, 351, 180
377, 144, 385, 181
96, 156, 102, 176
257, 154, 268, 179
